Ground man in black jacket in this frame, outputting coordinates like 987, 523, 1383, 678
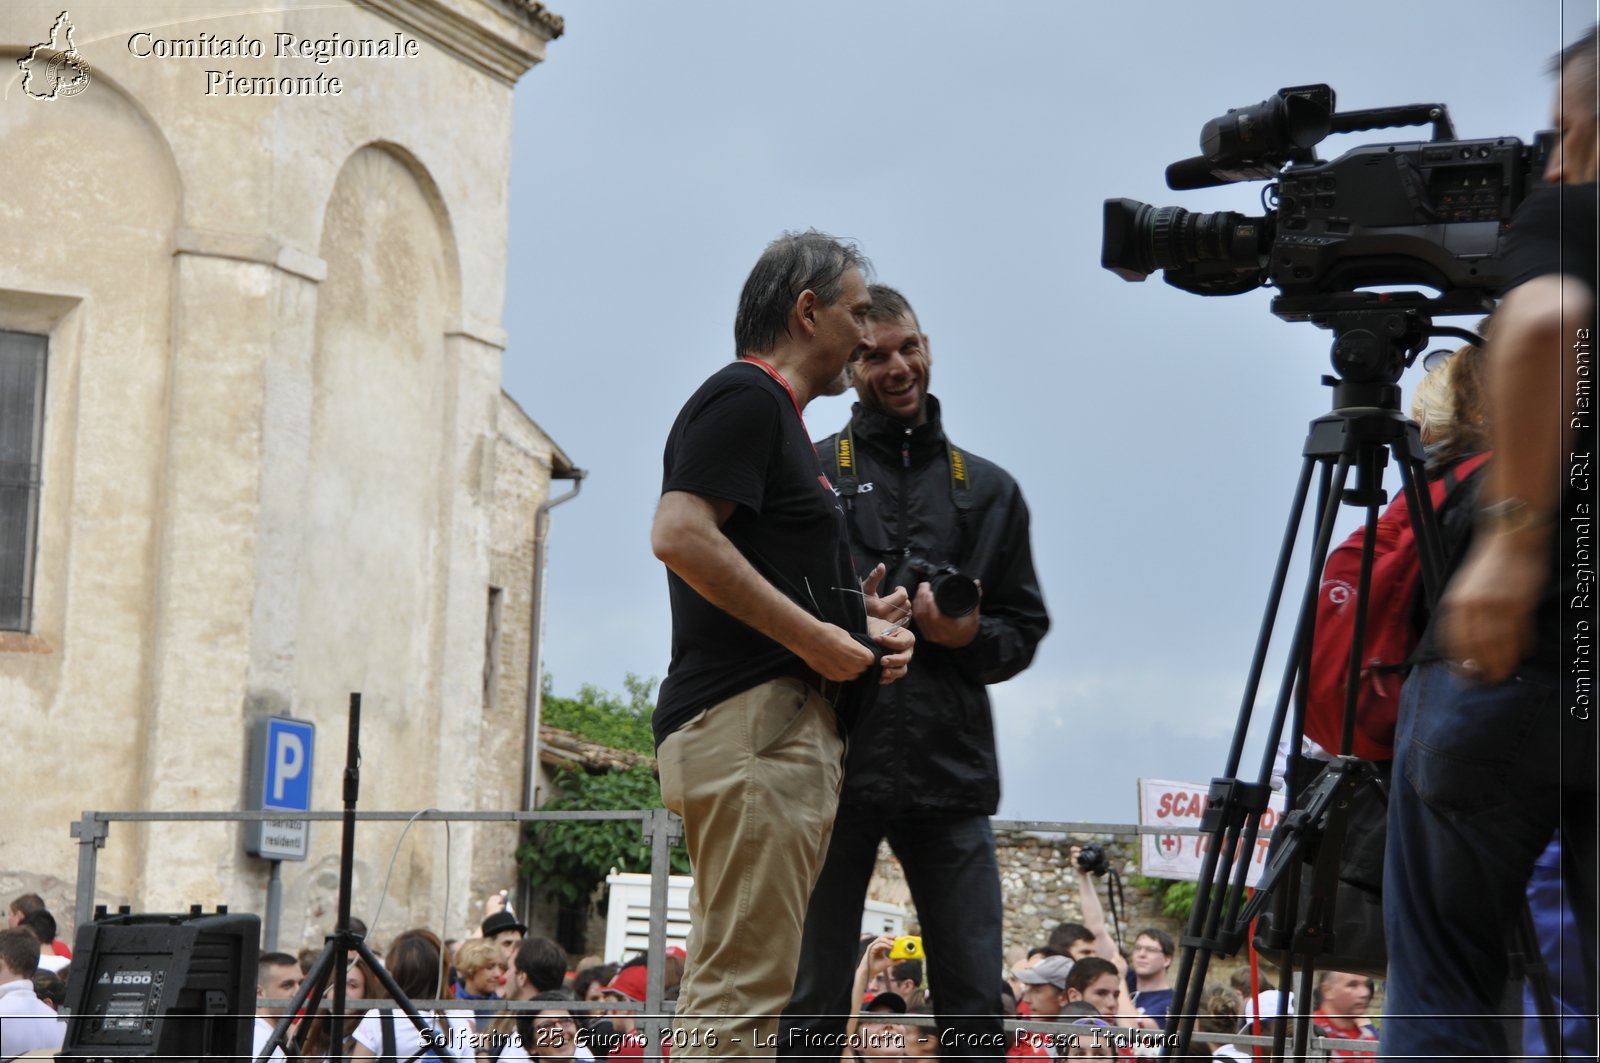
780, 285, 1049, 1062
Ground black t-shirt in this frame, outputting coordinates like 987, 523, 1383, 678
653, 361, 866, 745
1502, 182, 1598, 677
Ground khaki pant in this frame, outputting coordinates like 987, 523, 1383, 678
658, 677, 845, 1061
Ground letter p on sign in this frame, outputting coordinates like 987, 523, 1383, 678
273, 732, 305, 803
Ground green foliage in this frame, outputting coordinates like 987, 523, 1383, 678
520, 676, 687, 909
518, 764, 690, 907
540, 673, 657, 754
1129, 874, 1198, 921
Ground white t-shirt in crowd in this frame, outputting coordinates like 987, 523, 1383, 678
0, 978, 65, 1059
253, 1015, 288, 1063
351, 1007, 477, 1060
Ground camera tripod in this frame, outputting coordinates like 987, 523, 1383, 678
256, 693, 458, 1063
1159, 294, 1564, 1060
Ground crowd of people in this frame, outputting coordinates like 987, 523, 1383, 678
0, 881, 1382, 1063
247, 901, 698, 1063
0, 893, 76, 1060
243, 902, 1382, 1062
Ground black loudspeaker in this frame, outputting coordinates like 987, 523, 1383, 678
60, 909, 259, 1062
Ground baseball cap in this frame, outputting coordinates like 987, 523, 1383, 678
599, 964, 649, 1003
1242, 989, 1297, 1029
863, 990, 907, 1014
1014, 955, 1073, 989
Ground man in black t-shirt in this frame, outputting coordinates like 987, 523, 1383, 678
1382, 27, 1599, 1059
649, 230, 914, 1060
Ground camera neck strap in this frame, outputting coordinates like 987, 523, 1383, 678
833, 420, 973, 562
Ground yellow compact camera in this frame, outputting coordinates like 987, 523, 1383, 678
888, 935, 923, 960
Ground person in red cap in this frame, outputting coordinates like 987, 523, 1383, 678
597, 960, 670, 1062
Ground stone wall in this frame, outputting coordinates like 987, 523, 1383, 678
864, 829, 1183, 956
474, 394, 573, 917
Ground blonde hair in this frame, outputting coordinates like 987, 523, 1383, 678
1412, 328, 1488, 470
454, 937, 503, 978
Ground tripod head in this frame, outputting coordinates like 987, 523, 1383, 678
1274, 289, 1491, 405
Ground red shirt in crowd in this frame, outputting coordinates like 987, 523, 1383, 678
1312, 1009, 1379, 1058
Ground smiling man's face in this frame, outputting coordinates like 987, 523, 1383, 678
852, 312, 931, 425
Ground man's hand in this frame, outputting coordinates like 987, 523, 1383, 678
801, 623, 878, 683
858, 934, 896, 981
913, 580, 980, 647
862, 563, 911, 624
874, 621, 915, 685
1438, 532, 1548, 683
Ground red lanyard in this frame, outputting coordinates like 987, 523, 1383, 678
743, 356, 811, 433
742, 356, 824, 467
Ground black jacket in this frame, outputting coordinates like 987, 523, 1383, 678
818, 396, 1049, 815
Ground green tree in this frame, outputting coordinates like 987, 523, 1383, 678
518, 763, 690, 907
519, 676, 689, 908
1129, 874, 1197, 922
539, 673, 657, 754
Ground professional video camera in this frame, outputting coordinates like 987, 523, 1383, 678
1100, 87, 1559, 1063
1101, 84, 1549, 313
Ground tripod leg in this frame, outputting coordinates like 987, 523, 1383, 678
258, 941, 340, 1063
1395, 450, 1446, 606
1516, 899, 1568, 1063
1167, 455, 1330, 1056
1335, 494, 1383, 756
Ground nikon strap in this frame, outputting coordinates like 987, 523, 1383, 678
833, 421, 975, 562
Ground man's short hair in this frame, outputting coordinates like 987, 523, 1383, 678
1136, 928, 1175, 958
19, 909, 55, 945
513, 936, 569, 993
890, 958, 922, 985
1064, 957, 1117, 995
1047, 922, 1094, 952
0, 927, 40, 978
8, 893, 45, 918
865, 284, 920, 330
1555, 24, 1593, 82
733, 230, 871, 356
256, 951, 299, 989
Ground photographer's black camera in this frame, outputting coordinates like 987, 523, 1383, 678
1076, 843, 1110, 877
1102, 84, 1549, 308
894, 556, 980, 618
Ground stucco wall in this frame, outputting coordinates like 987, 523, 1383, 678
0, 0, 560, 951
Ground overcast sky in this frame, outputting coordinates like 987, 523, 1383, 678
503, 0, 1595, 825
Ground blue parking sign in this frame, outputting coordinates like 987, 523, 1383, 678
246, 715, 315, 860
264, 718, 314, 811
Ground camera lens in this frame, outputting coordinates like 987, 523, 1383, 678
931, 573, 980, 618
1102, 198, 1272, 296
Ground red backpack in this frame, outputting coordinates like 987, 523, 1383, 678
1304, 452, 1491, 761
